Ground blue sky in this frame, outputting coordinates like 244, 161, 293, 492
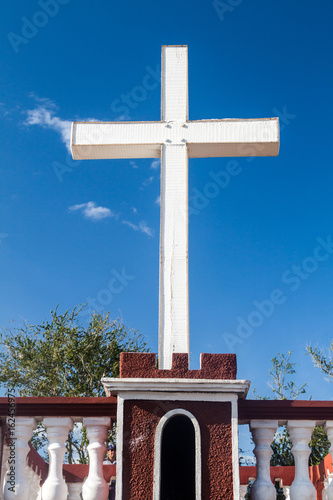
1, 0, 333, 405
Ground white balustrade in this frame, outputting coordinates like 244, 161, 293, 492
0, 412, 115, 500
81, 417, 111, 500
250, 420, 278, 500
239, 483, 248, 499
68, 482, 83, 499
0, 444, 10, 500
287, 420, 316, 500
3, 417, 37, 500
41, 417, 73, 500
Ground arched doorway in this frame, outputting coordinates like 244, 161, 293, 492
160, 414, 196, 500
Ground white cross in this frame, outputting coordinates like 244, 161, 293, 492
71, 45, 279, 369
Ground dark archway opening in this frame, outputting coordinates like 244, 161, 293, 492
160, 414, 196, 500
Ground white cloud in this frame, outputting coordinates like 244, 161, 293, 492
131, 207, 138, 214
24, 95, 98, 153
25, 104, 72, 152
139, 221, 154, 237
151, 159, 160, 170
69, 202, 114, 221
130, 161, 139, 169
122, 219, 154, 238
122, 220, 139, 231
155, 196, 161, 206
142, 176, 154, 188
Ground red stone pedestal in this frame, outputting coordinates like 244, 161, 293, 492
102, 353, 249, 500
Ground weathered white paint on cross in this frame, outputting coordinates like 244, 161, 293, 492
71, 45, 279, 369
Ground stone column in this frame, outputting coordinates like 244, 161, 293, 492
0, 444, 10, 500
3, 417, 37, 500
25, 464, 41, 500
81, 417, 110, 500
41, 417, 73, 500
250, 420, 278, 500
287, 420, 316, 500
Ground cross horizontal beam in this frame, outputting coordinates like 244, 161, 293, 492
71, 118, 279, 160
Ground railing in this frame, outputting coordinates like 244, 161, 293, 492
240, 456, 333, 499
238, 400, 333, 500
0, 397, 117, 500
1, 398, 333, 499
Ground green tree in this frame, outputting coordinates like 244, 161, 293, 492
307, 342, 333, 382
0, 306, 149, 462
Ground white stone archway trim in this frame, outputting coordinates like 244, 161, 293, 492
153, 408, 201, 500
114, 390, 242, 500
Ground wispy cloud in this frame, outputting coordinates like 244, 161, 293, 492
130, 161, 139, 169
155, 196, 161, 206
122, 220, 138, 231
151, 159, 160, 170
142, 176, 154, 188
24, 100, 72, 152
122, 220, 154, 238
139, 221, 154, 237
69, 202, 115, 221
23, 95, 97, 153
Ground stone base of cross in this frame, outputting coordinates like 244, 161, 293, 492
71, 45, 279, 369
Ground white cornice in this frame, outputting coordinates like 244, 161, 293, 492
102, 377, 251, 398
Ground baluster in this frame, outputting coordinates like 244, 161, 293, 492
68, 482, 83, 499
287, 420, 316, 500
0, 444, 10, 500
81, 417, 111, 500
3, 417, 37, 500
324, 421, 333, 500
32, 469, 41, 500
250, 420, 278, 500
41, 417, 73, 500
26, 465, 40, 500
239, 483, 248, 499
36, 483, 42, 500
25, 465, 34, 500
33, 467, 42, 500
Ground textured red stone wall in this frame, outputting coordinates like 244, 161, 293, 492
120, 352, 237, 380
122, 399, 233, 500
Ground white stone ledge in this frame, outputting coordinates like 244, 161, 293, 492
102, 377, 250, 398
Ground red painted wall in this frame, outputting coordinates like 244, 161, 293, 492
120, 352, 237, 379
122, 399, 233, 500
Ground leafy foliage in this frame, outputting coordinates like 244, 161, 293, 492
307, 342, 333, 382
0, 306, 149, 462
268, 352, 307, 400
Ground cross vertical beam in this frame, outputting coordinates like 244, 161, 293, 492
161, 45, 188, 122
159, 144, 189, 369
159, 46, 189, 369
